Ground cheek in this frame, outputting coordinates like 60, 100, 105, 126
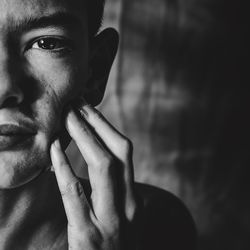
26, 52, 88, 103
25, 51, 88, 137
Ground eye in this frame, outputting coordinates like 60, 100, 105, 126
30, 37, 72, 51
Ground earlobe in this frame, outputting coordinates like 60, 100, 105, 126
84, 28, 119, 106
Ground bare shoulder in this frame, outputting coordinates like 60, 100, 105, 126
134, 183, 197, 250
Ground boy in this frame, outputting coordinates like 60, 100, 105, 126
0, 0, 196, 249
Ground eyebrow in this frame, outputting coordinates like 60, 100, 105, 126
10, 12, 84, 33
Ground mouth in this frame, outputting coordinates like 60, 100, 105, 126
0, 123, 37, 151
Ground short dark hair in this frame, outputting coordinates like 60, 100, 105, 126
87, 0, 105, 37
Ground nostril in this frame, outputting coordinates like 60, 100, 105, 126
1, 96, 21, 108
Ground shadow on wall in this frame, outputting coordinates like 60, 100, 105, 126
117, 0, 250, 250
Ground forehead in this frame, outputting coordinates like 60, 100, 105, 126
0, 0, 86, 29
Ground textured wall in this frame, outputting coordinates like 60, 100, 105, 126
67, 0, 250, 249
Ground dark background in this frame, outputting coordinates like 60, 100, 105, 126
67, 0, 250, 249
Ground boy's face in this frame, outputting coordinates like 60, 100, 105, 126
0, 0, 90, 188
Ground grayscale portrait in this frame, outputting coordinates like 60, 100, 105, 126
6, 0, 249, 249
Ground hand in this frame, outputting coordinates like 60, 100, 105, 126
50, 101, 139, 250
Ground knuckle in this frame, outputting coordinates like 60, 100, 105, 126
61, 180, 84, 197
126, 199, 139, 221
99, 219, 121, 242
83, 226, 101, 239
69, 225, 102, 246
102, 154, 114, 168
70, 221, 121, 249
126, 205, 137, 222
94, 154, 114, 170
119, 137, 133, 156
109, 217, 121, 233
60, 163, 71, 170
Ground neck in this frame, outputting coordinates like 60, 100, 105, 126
0, 171, 66, 249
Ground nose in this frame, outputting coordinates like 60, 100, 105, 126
0, 48, 24, 108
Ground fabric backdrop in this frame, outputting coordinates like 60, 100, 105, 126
67, 1, 250, 249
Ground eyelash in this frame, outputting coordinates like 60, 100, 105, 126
26, 36, 74, 53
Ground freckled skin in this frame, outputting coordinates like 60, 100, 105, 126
0, 0, 88, 188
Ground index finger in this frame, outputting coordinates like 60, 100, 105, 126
50, 139, 93, 229
75, 99, 133, 162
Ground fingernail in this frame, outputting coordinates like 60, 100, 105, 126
79, 106, 89, 119
66, 109, 77, 123
73, 97, 90, 118
65, 109, 78, 133
53, 139, 61, 150
50, 140, 61, 167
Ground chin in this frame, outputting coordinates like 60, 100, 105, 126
0, 144, 50, 189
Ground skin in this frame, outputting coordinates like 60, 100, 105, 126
0, 0, 196, 249
0, 0, 89, 188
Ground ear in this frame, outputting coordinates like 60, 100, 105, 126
84, 28, 119, 106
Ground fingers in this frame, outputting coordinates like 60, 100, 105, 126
68, 101, 137, 220
76, 103, 137, 219
50, 105, 139, 249
77, 100, 132, 162
75, 100, 134, 189
65, 110, 118, 223
50, 139, 92, 229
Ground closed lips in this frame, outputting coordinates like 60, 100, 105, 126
0, 124, 36, 135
